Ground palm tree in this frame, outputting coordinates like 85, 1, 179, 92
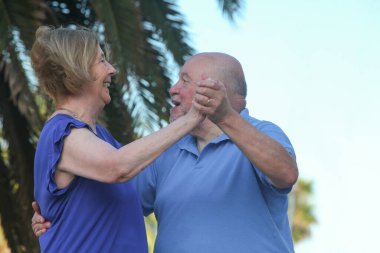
290, 179, 317, 243
0, 0, 244, 252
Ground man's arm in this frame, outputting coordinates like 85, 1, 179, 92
31, 201, 51, 237
216, 110, 298, 188
194, 79, 298, 189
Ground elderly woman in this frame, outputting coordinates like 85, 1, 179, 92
31, 26, 204, 252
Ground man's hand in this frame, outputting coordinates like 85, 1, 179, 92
31, 201, 51, 237
194, 78, 233, 124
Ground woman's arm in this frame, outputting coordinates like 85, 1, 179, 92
57, 106, 204, 184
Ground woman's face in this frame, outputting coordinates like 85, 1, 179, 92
88, 46, 116, 106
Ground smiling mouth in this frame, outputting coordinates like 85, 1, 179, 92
171, 100, 180, 107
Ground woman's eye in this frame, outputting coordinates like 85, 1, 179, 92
100, 57, 106, 63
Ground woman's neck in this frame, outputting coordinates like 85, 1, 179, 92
55, 98, 101, 132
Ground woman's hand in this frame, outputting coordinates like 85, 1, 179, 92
194, 78, 232, 124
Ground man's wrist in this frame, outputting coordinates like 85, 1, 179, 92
216, 109, 240, 129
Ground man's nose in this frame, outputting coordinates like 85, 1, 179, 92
169, 81, 179, 95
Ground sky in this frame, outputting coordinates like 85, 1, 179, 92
178, 0, 380, 252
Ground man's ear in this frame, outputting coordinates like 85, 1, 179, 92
230, 96, 246, 112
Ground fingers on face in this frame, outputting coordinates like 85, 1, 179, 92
196, 79, 221, 90
195, 87, 216, 106
194, 93, 210, 106
192, 97, 216, 116
195, 80, 225, 102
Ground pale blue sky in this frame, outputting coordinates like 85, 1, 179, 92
178, 0, 380, 252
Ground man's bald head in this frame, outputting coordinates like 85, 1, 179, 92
189, 52, 247, 98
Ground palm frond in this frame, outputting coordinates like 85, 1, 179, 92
216, 0, 245, 23
291, 179, 317, 243
0, 1, 12, 53
91, 0, 138, 83
103, 82, 136, 143
1, 49, 43, 132
0, 58, 39, 252
91, 0, 172, 132
46, 0, 94, 26
124, 23, 174, 127
122, 38, 173, 133
140, 0, 194, 65
1, 0, 46, 50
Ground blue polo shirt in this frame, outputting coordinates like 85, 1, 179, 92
34, 114, 148, 253
136, 109, 295, 253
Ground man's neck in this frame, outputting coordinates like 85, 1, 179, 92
191, 119, 223, 152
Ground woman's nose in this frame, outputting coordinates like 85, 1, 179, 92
108, 62, 116, 76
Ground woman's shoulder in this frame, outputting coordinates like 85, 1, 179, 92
46, 113, 84, 125
40, 114, 87, 140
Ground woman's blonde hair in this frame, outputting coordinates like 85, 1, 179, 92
31, 26, 99, 101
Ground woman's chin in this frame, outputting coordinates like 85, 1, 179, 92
103, 95, 112, 105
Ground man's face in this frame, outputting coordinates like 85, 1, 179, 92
169, 58, 203, 122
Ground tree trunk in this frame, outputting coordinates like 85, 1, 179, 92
0, 59, 40, 253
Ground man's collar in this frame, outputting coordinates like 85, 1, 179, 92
177, 108, 250, 154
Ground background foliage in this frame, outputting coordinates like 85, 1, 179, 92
0, 0, 314, 252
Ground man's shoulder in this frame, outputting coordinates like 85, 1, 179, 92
160, 135, 188, 156
242, 110, 283, 133
151, 134, 192, 167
